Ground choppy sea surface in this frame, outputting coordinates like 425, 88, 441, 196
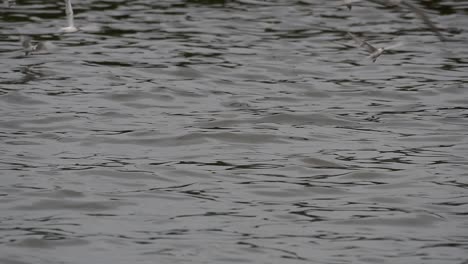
1, 0, 467, 263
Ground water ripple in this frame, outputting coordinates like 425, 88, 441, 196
1, 0, 468, 263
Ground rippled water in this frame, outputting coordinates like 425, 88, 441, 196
1, 0, 468, 263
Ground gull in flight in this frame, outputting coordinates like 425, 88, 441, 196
21, 36, 55, 56
340, 0, 445, 41
340, 0, 362, 10
3, 0, 15, 8
387, 0, 446, 41
347, 32, 402, 62
59, 0, 78, 33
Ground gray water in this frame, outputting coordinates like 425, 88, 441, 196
1, 0, 467, 263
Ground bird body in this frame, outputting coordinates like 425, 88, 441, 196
20, 36, 53, 56
341, 0, 362, 10
21, 36, 38, 56
368, 48, 385, 62
347, 32, 402, 62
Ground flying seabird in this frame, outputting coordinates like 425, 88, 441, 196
21, 36, 55, 56
347, 32, 402, 62
340, 0, 362, 10
339, 0, 445, 41
59, 0, 78, 33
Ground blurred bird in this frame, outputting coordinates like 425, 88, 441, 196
347, 32, 402, 62
385, 0, 446, 41
340, 0, 362, 10
339, 0, 445, 41
59, 0, 78, 33
21, 36, 55, 56
3, 0, 15, 8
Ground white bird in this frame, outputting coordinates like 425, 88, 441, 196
339, 0, 445, 41
3, 0, 15, 8
21, 36, 55, 56
387, 0, 446, 41
59, 0, 78, 33
347, 32, 402, 62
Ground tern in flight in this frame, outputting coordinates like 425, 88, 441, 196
59, 0, 78, 33
20, 36, 54, 56
340, 0, 445, 41
3, 0, 15, 8
340, 0, 362, 10
347, 32, 402, 62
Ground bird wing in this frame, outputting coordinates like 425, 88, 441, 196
65, 0, 75, 28
367, 0, 445, 41
20, 36, 32, 49
383, 41, 403, 50
340, 0, 362, 10
400, 0, 445, 41
347, 32, 377, 53
35, 42, 47, 52
366, 52, 381, 62
36, 41, 57, 53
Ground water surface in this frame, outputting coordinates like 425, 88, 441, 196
1, 0, 467, 263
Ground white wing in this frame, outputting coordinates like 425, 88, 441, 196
347, 32, 377, 53
383, 41, 404, 50
65, 0, 75, 28
400, 1, 445, 41
35, 41, 57, 53
4, 0, 15, 8
368, 0, 445, 41
20, 36, 32, 49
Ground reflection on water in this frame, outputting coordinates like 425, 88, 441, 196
1, 0, 467, 263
